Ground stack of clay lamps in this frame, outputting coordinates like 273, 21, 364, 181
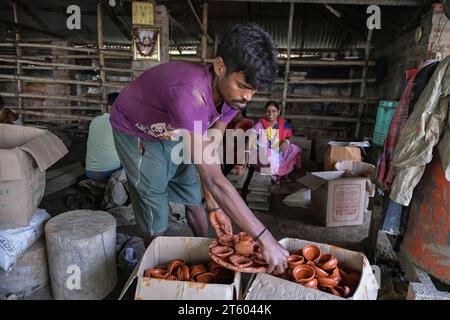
209, 231, 268, 272
143, 259, 234, 284
273, 244, 361, 298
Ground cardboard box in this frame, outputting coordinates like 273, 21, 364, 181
334, 161, 376, 212
324, 146, 362, 171
244, 238, 379, 300
119, 237, 241, 300
298, 171, 373, 227
0, 124, 68, 229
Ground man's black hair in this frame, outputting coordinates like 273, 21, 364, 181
107, 92, 119, 106
265, 100, 280, 111
217, 23, 278, 90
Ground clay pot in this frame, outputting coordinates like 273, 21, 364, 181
307, 261, 329, 278
190, 264, 207, 281
303, 278, 318, 289
317, 276, 339, 288
229, 255, 253, 268
315, 254, 338, 271
197, 272, 216, 283
291, 265, 315, 283
211, 245, 234, 258
167, 259, 184, 276
287, 255, 305, 268
235, 240, 254, 257
302, 244, 321, 262
145, 268, 169, 279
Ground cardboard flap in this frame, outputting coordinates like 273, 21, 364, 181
118, 259, 141, 300
298, 173, 328, 190
20, 131, 68, 171
329, 146, 362, 160
0, 149, 24, 181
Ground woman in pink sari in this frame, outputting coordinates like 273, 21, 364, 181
252, 101, 302, 183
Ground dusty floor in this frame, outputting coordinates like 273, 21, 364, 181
19, 132, 406, 300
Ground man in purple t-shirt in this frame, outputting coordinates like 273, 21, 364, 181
111, 24, 288, 274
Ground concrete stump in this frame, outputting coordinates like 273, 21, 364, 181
45, 210, 117, 300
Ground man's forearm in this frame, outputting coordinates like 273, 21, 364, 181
201, 172, 265, 238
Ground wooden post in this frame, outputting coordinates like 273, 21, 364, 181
201, 2, 208, 64
281, 2, 294, 118
13, 1, 23, 120
213, 33, 219, 57
97, 1, 107, 113
355, 28, 373, 137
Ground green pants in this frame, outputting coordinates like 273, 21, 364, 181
113, 129, 202, 234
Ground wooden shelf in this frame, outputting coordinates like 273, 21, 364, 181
278, 59, 375, 67
274, 78, 376, 85
247, 112, 374, 124
252, 95, 378, 104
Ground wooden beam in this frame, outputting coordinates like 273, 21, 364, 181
186, 0, 213, 42
165, 0, 427, 6
104, 3, 131, 40
98, 1, 107, 113
12, 1, 23, 121
281, 2, 295, 118
355, 28, 373, 137
201, 2, 208, 64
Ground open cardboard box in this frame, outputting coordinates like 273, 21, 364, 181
0, 124, 68, 229
119, 237, 241, 300
244, 238, 379, 300
298, 171, 374, 227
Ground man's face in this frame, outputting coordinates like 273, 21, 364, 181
215, 60, 257, 110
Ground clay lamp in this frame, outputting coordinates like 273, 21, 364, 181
252, 251, 267, 265
211, 245, 234, 258
306, 261, 329, 278
291, 264, 315, 283
287, 255, 305, 268
290, 248, 303, 256
303, 278, 318, 289
166, 275, 178, 281
218, 234, 235, 246
234, 238, 255, 257
328, 267, 341, 282
180, 265, 190, 281
144, 268, 169, 279
317, 276, 339, 288
339, 268, 360, 288
302, 244, 321, 262
190, 264, 207, 281
197, 272, 216, 283
229, 255, 253, 269
315, 254, 338, 272
167, 259, 184, 276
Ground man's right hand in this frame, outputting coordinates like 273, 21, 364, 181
257, 230, 289, 275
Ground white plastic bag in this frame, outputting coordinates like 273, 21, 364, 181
282, 188, 311, 209
0, 208, 51, 271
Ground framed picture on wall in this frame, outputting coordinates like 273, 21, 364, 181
132, 26, 160, 61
